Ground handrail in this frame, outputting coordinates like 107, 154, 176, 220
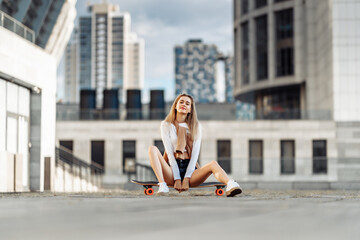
56, 146, 104, 174
135, 162, 156, 181
0, 10, 35, 43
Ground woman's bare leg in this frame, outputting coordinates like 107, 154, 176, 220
148, 146, 174, 186
189, 160, 229, 187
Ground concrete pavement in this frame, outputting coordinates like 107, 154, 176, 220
0, 189, 359, 240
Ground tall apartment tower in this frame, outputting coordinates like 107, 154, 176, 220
126, 32, 145, 90
175, 39, 218, 103
76, 1, 144, 107
64, 31, 78, 103
233, 0, 360, 121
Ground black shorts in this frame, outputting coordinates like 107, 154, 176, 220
176, 159, 190, 181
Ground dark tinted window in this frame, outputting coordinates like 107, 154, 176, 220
281, 140, 295, 174
241, 0, 249, 14
255, 15, 268, 81
217, 140, 231, 174
123, 140, 136, 173
91, 141, 105, 170
255, 0, 267, 8
275, 8, 294, 77
249, 140, 263, 174
241, 21, 250, 85
154, 140, 165, 155
313, 140, 327, 174
60, 140, 73, 152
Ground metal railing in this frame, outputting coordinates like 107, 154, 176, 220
0, 10, 35, 43
56, 146, 104, 175
135, 163, 157, 182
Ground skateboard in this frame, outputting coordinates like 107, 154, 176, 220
131, 179, 226, 196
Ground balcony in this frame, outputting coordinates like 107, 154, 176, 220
0, 10, 35, 43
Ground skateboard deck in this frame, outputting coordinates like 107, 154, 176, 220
131, 179, 226, 196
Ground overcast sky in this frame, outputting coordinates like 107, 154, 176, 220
57, 0, 233, 102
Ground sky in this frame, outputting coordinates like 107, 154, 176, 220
57, 0, 233, 103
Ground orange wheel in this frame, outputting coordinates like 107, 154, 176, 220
216, 189, 224, 196
146, 188, 154, 196
144, 189, 148, 195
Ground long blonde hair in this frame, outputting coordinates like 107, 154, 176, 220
164, 93, 199, 140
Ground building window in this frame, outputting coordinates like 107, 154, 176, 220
249, 140, 263, 174
281, 140, 295, 174
154, 140, 165, 155
91, 140, 105, 173
60, 140, 73, 152
123, 140, 136, 174
274, 0, 291, 3
217, 140, 231, 174
255, 15, 268, 81
255, 0, 267, 9
275, 8, 294, 77
258, 85, 300, 119
241, 21, 249, 85
313, 140, 327, 174
241, 0, 249, 15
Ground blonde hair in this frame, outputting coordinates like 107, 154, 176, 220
164, 93, 199, 140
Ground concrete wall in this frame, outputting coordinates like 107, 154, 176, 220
332, 0, 360, 121
56, 120, 338, 186
336, 122, 360, 181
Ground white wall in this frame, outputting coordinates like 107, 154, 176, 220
0, 27, 57, 191
0, 79, 5, 151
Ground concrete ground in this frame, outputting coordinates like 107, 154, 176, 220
0, 189, 359, 240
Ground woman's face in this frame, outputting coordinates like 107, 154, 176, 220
176, 96, 192, 115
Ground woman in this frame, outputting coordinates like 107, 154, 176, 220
148, 93, 242, 197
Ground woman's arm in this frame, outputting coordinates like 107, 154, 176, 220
184, 124, 202, 179
160, 121, 181, 180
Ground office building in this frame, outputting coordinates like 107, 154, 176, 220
233, 0, 360, 121
64, 31, 78, 103
232, 0, 360, 185
74, 1, 144, 107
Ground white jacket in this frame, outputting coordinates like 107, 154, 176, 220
160, 121, 202, 180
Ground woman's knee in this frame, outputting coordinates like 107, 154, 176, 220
148, 145, 158, 154
210, 160, 219, 168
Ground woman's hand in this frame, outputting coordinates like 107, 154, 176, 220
181, 178, 190, 191
174, 180, 182, 192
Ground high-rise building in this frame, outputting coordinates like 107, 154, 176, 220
73, 1, 144, 107
0, 0, 77, 64
233, 0, 360, 121
175, 39, 218, 103
64, 31, 78, 103
233, 0, 360, 182
175, 39, 234, 103
126, 33, 145, 90
0, 0, 76, 192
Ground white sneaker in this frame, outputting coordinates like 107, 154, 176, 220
157, 182, 169, 195
226, 179, 242, 197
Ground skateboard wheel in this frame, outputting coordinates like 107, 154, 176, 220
146, 188, 154, 196
144, 189, 148, 195
216, 189, 224, 196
